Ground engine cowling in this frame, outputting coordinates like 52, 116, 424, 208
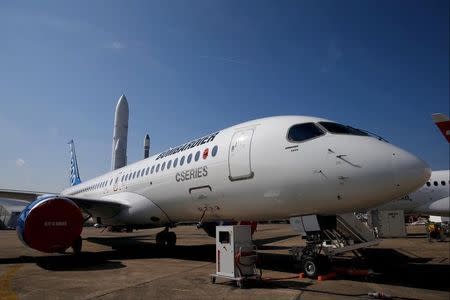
17, 195, 83, 253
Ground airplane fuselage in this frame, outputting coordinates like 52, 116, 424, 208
61, 116, 430, 227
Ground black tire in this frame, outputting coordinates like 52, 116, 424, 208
156, 232, 166, 246
302, 256, 319, 278
167, 232, 177, 247
237, 280, 245, 289
72, 236, 82, 255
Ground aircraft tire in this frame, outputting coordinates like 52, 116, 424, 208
302, 256, 319, 278
167, 232, 176, 247
72, 236, 82, 255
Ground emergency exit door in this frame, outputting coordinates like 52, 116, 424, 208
228, 129, 254, 181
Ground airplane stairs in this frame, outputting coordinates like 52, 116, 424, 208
289, 213, 379, 261
321, 213, 379, 256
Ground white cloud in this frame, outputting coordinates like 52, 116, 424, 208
106, 41, 125, 50
16, 158, 26, 167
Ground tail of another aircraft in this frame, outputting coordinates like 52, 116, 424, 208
68, 140, 81, 186
432, 113, 450, 143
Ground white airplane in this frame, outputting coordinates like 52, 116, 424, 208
375, 170, 449, 216
375, 113, 450, 217
0, 115, 430, 257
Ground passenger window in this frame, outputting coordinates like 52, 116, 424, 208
288, 123, 325, 142
151, 165, 155, 174
156, 164, 160, 173
137, 171, 140, 178
212, 145, 218, 157
133, 171, 136, 179
161, 162, 166, 171
195, 151, 200, 161
180, 156, 185, 166
187, 154, 192, 164
115, 178, 119, 184
441, 181, 446, 186
167, 160, 172, 169
173, 158, 178, 168
146, 167, 150, 175
434, 181, 438, 186
121, 176, 124, 182
426, 182, 430, 187
141, 169, 145, 176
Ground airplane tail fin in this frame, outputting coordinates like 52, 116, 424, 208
68, 140, 82, 186
431, 113, 450, 143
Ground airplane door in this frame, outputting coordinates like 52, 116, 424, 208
228, 129, 254, 181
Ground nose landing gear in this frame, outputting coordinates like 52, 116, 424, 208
298, 233, 330, 278
156, 228, 176, 247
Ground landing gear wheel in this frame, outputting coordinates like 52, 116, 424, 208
302, 255, 330, 278
237, 280, 245, 289
156, 232, 166, 246
167, 232, 176, 247
72, 236, 82, 255
210, 276, 216, 284
156, 230, 177, 247
302, 256, 319, 278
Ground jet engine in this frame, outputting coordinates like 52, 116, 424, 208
16, 195, 83, 253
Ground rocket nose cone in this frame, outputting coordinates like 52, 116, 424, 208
116, 94, 129, 115
118, 94, 128, 106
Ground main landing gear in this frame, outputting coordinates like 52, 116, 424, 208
156, 228, 176, 247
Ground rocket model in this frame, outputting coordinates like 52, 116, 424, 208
111, 95, 129, 170
144, 134, 150, 159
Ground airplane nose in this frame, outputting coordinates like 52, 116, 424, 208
392, 148, 431, 194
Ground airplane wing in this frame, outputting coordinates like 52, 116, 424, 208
0, 189, 125, 218
0, 189, 51, 201
432, 113, 450, 143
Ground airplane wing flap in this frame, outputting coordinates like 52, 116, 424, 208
69, 196, 125, 218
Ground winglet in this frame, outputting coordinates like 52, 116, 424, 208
68, 140, 82, 186
431, 113, 450, 143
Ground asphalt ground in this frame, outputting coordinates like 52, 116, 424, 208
0, 224, 449, 300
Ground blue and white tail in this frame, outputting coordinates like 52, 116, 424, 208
68, 140, 81, 186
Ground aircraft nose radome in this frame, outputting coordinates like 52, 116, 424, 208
392, 148, 431, 194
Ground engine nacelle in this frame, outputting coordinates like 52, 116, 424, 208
201, 221, 257, 238
17, 195, 83, 253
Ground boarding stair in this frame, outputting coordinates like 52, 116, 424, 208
321, 213, 379, 256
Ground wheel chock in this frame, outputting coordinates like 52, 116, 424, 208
317, 272, 337, 281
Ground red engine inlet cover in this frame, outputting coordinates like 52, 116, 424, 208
23, 198, 83, 253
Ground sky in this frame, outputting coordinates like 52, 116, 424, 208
0, 1, 448, 192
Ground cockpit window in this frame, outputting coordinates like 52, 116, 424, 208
318, 122, 369, 136
287, 123, 324, 142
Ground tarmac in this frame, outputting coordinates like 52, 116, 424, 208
0, 224, 449, 300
